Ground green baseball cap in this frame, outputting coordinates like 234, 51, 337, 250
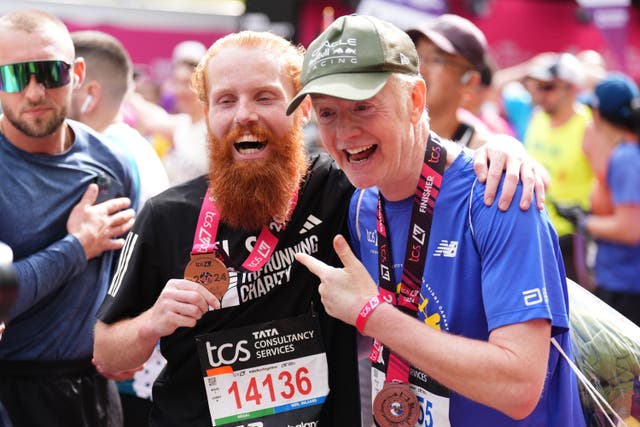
286, 14, 420, 115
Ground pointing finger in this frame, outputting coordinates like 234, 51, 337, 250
295, 252, 331, 279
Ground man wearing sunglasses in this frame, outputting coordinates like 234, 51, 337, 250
0, 9, 137, 427
523, 53, 594, 283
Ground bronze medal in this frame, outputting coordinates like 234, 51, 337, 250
184, 253, 229, 300
373, 382, 420, 427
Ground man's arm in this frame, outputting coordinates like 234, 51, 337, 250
359, 301, 549, 419
9, 184, 134, 319
93, 278, 218, 374
296, 235, 550, 420
584, 205, 640, 245
125, 92, 191, 144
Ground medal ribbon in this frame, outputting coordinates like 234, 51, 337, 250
192, 188, 298, 272
371, 134, 446, 385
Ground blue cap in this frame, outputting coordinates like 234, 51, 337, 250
591, 73, 640, 127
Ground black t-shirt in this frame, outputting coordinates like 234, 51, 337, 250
98, 154, 360, 426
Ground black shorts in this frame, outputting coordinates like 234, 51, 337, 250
0, 359, 122, 427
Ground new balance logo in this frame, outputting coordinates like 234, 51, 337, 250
433, 240, 458, 257
299, 215, 322, 234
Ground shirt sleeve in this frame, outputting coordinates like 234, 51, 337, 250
97, 200, 161, 323
10, 234, 87, 319
470, 179, 570, 334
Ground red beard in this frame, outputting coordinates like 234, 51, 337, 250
207, 121, 308, 231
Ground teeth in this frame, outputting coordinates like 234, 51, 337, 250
236, 134, 259, 143
345, 145, 374, 155
238, 147, 262, 154
349, 157, 368, 164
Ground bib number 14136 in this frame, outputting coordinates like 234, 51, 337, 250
227, 366, 312, 409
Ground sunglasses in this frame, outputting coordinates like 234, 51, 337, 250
535, 83, 558, 92
0, 60, 73, 93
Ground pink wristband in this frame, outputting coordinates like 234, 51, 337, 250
356, 294, 387, 334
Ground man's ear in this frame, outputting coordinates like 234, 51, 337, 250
81, 81, 102, 114
296, 96, 313, 126
410, 79, 427, 124
73, 57, 86, 88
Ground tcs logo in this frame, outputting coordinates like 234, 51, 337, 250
205, 340, 251, 367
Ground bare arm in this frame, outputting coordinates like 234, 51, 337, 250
94, 313, 159, 374
360, 302, 549, 419
492, 52, 557, 94
296, 235, 550, 420
125, 92, 190, 143
93, 278, 219, 374
585, 204, 640, 245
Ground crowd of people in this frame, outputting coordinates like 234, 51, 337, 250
0, 5, 638, 427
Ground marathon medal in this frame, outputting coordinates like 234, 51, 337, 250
373, 382, 420, 427
184, 253, 229, 300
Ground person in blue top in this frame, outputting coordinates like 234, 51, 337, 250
291, 15, 586, 426
0, 9, 136, 427
556, 73, 640, 328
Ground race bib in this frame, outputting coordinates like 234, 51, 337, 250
196, 314, 329, 426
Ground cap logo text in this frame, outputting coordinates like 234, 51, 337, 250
309, 38, 358, 70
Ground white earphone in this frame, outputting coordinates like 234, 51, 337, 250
460, 70, 473, 85
80, 95, 93, 114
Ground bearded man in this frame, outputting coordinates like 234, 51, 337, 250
93, 31, 361, 427
93, 30, 543, 427
0, 9, 135, 427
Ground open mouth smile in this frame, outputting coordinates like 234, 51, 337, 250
345, 144, 377, 164
234, 134, 267, 155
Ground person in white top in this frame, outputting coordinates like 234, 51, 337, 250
70, 30, 169, 208
126, 41, 209, 186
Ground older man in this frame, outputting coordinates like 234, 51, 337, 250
291, 14, 585, 427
